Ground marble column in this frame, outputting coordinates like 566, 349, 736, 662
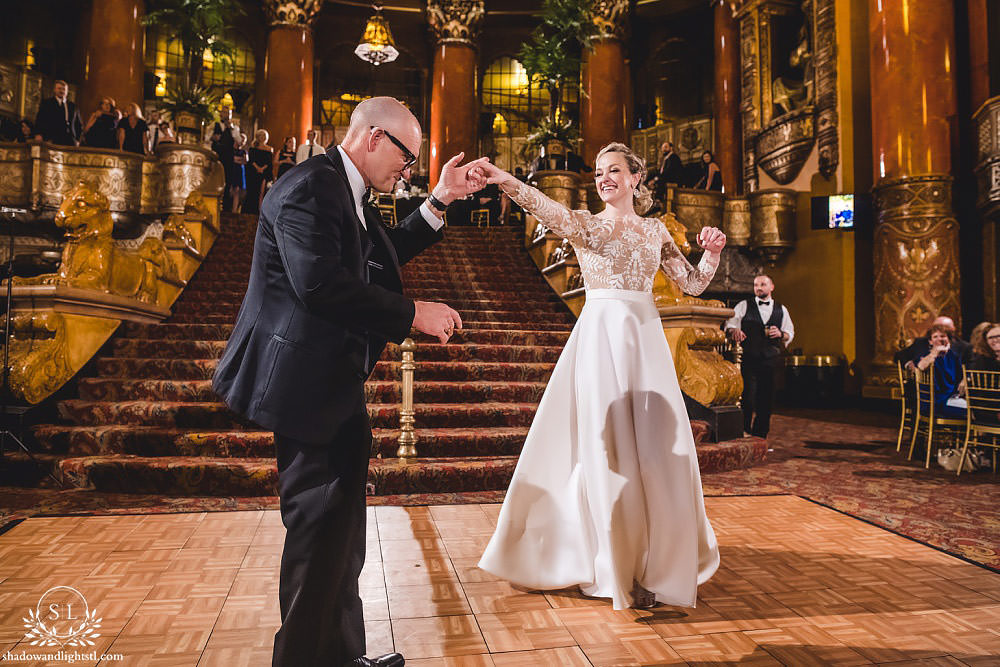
81, 0, 145, 118
713, 0, 741, 195
968, 0, 991, 111
868, 0, 960, 376
262, 0, 321, 146
581, 1, 630, 165
426, 1, 484, 188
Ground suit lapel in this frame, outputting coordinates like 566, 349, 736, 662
324, 148, 373, 255
363, 205, 403, 280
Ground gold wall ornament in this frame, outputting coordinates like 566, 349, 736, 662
974, 95, 1000, 319
264, 0, 322, 26
156, 143, 225, 214
534, 171, 581, 211
748, 187, 796, 264
426, 0, 485, 45
872, 174, 961, 368
663, 325, 743, 407
812, 0, 838, 178
7, 312, 72, 405
723, 197, 751, 246
33, 143, 144, 214
671, 188, 725, 245
755, 107, 815, 184
591, 0, 630, 41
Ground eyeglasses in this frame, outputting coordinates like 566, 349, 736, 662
987, 335, 1000, 341
372, 126, 416, 170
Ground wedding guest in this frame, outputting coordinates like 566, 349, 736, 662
34, 80, 82, 145
896, 316, 970, 369
83, 97, 119, 149
915, 323, 965, 418
274, 136, 297, 180
653, 141, 684, 199
694, 150, 722, 191
244, 129, 273, 215
230, 133, 248, 213
16, 119, 34, 143
294, 128, 323, 163
154, 121, 176, 147
117, 103, 149, 155
211, 108, 240, 211
968, 323, 1000, 372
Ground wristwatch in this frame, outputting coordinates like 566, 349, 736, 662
428, 194, 448, 211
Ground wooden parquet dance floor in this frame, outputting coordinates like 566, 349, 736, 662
0, 495, 998, 666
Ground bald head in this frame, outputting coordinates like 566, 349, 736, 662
932, 316, 956, 334
341, 97, 421, 192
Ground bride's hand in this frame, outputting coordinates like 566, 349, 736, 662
478, 162, 518, 188
698, 226, 726, 253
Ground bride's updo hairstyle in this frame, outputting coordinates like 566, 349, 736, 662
595, 142, 654, 214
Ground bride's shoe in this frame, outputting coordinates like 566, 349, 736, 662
631, 581, 657, 609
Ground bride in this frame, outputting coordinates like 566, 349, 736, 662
476, 143, 725, 610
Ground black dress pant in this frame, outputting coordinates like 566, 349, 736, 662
272, 394, 371, 666
741, 359, 778, 438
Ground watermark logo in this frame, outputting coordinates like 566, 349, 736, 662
22, 586, 102, 648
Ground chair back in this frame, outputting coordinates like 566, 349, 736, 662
914, 365, 935, 420
472, 208, 490, 227
897, 360, 914, 404
377, 193, 397, 227
964, 369, 1000, 427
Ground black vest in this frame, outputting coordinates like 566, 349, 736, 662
740, 296, 784, 363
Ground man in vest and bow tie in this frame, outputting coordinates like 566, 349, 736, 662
725, 275, 795, 438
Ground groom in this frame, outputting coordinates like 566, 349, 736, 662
213, 97, 487, 666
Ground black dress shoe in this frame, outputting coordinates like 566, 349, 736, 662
348, 653, 404, 667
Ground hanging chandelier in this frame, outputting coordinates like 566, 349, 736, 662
355, 4, 399, 66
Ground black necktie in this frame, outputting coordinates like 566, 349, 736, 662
310, 144, 316, 157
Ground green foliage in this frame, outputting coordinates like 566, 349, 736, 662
158, 83, 219, 124
518, 0, 597, 142
144, 0, 244, 90
524, 117, 580, 154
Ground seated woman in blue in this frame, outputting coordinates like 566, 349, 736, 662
915, 323, 966, 418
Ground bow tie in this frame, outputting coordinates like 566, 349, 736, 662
758, 300, 770, 306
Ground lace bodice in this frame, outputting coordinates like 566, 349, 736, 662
505, 181, 719, 294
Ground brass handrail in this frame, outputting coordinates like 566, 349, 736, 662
396, 337, 418, 458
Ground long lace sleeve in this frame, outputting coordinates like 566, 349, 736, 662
659, 230, 720, 296
502, 180, 589, 244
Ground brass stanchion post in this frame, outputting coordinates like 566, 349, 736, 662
396, 338, 418, 459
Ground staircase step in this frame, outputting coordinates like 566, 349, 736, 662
33, 425, 529, 458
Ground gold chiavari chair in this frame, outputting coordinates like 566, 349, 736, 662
472, 208, 490, 227
377, 193, 397, 227
896, 361, 917, 452
958, 368, 1000, 476
910, 365, 966, 468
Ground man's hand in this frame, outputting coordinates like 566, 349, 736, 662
432, 153, 491, 206
413, 301, 463, 344
728, 328, 746, 343
767, 325, 783, 339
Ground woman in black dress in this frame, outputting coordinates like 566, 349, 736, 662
695, 150, 723, 191
16, 119, 34, 142
274, 136, 297, 181
244, 129, 273, 215
83, 97, 119, 149
117, 103, 149, 155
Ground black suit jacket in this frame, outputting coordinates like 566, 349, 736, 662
659, 152, 684, 185
213, 148, 443, 444
35, 97, 82, 145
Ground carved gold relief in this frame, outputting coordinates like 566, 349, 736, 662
668, 326, 743, 406
264, 0, 322, 26
671, 188, 725, 244
14, 182, 179, 304
426, 0, 484, 45
748, 188, 796, 265
723, 197, 751, 246
872, 175, 961, 367
7, 312, 73, 405
591, 0, 630, 41
755, 107, 815, 184
535, 171, 580, 210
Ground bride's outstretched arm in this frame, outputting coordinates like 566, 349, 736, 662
660, 226, 726, 295
480, 164, 588, 243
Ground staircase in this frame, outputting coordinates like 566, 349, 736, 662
33, 216, 581, 497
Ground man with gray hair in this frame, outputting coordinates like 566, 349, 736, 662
214, 97, 488, 666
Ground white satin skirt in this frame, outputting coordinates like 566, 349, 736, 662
478, 289, 720, 609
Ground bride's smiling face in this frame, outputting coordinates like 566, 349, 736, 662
594, 152, 640, 206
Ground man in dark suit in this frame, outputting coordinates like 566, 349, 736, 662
653, 141, 684, 200
725, 275, 795, 438
213, 97, 488, 667
33, 80, 82, 146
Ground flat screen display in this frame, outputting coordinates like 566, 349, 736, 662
827, 194, 855, 229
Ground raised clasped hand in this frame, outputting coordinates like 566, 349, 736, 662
698, 226, 726, 253
434, 153, 492, 203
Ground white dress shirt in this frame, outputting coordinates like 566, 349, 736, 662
725, 298, 795, 345
336, 145, 442, 231
296, 141, 324, 163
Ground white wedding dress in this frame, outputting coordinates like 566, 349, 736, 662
478, 182, 721, 610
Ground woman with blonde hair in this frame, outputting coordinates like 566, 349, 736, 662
477, 142, 725, 609
245, 128, 273, 215
117, 102, 149, 154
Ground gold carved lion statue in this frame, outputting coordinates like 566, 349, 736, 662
18, 181, 178, 304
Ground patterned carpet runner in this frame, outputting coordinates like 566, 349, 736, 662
30, 214, 764, 496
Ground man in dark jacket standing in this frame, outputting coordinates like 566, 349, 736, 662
213, 97, 487, 667
33, 80, 82, 146
725, 275, 795, 438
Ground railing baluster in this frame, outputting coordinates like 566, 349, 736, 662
396, 337, 418, 459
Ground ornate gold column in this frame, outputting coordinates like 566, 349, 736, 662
581, 1, 629, 165
868, 0, 960, 381
81, 0, 145, 117
427, 1, 484, 188
262, 1, 321, 146
714, 0, 741, 194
